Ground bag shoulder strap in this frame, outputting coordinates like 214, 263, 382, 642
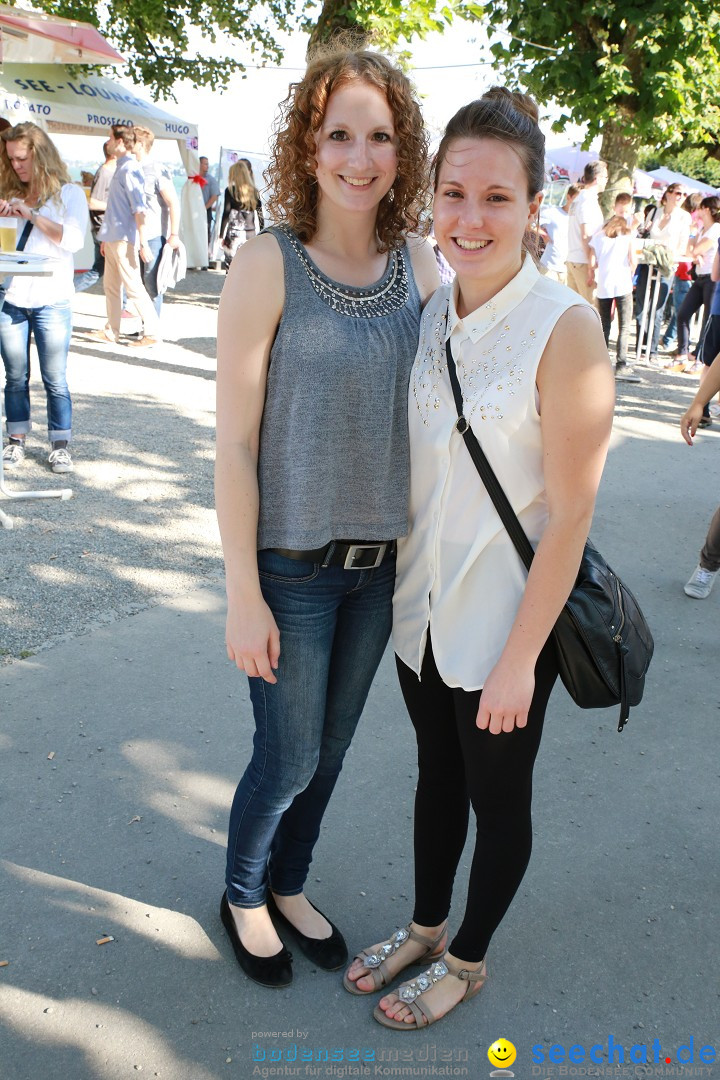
445, 333, 536, 572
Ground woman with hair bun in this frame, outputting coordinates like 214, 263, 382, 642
215, 44, 439, 990
345, 87, 614, 1029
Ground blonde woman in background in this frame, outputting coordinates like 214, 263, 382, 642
219, 161, 264, 271
0, 122, 88, 474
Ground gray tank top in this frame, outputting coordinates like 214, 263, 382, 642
256, 225, 422, 549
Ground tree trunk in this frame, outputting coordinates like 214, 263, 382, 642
306, 0, 367, 53
599, 120, 641, 215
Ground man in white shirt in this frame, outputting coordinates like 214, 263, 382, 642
566, 160, 608, 305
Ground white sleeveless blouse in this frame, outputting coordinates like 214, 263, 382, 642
393, 255, 592, 690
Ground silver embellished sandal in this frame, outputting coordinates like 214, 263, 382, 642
372, 955, 487, 1030
342, 922, 447, 996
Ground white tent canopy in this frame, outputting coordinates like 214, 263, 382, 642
647, 167, 716, 196
0, 63, 207, 266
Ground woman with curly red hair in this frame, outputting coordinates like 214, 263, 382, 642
215, 44, 439, 989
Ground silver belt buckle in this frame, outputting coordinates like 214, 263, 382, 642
344, 543, 387, 570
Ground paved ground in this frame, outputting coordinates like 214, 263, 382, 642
1, 282, 719, 1080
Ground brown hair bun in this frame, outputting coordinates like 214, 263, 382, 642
481, 86, 540, 125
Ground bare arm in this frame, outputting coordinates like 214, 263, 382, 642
680, 349, 720, 444
215, 233, 285, 681
159, 179, 181, 249
407, 235, 441, 306
477, 305, 615, 734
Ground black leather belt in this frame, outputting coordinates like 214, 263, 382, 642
266, 540, 396, 570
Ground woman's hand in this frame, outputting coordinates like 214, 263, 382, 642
7, 198, 31, 220
0, 198, 25, 218
477, 657, 536, 734
681, 403, 703, 444
225, 594, 280, 683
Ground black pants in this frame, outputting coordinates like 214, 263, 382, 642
598, 294, 632, 365
395, 636, 558, 962
677, 275, 715, 354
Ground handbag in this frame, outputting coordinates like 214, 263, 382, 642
445, 336, 654, 732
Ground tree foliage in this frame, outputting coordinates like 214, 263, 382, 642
638, 146, 720, 188
15, 0, 480, 98
15, 0, 299, 98
483, 1, 720, 184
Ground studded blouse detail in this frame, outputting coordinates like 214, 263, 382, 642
277, 224, 410, 319
255, 226, 422, 551
393, 256, 597, 691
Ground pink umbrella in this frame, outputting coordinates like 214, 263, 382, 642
0, 5, 124, 66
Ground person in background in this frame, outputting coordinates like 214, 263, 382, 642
538, 182, 580, 284
0, 122, 88, 473
199, 156, 219, 248
679, 348, 720, 596
75, 140, 116, 292
565, 160, 608, 304
674, 195, 720, 368
661, 193, 705, 353
95, 124, 160, 349
132, 127, 181, 316
634, 183, 691, 365
219, 161, 264, 272
689, 237, 720, 428
591, 214, 639, 382
613, 191, 639, 229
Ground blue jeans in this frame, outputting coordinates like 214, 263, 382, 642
662, 277, 691, 345
225, 548, 395, 907
140, 235, 165, 317
0, 299, 72, 442
74, 236, 104, 293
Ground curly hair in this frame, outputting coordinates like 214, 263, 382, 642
0, 122, 71, 206
266, 44, 429, 253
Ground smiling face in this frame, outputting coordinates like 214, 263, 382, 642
5, 140, 33, 186
488, 1039, 517, 1068
433, 137, 542, 314
313, 79, 398, 221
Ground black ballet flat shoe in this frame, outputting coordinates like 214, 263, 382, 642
267, 892, 348, 972
220, 892, 293, 988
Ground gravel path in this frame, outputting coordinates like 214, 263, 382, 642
0, 272, 712, 662
1, 270, 225, 661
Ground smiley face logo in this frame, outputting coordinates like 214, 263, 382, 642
488, 1039, 517, 1069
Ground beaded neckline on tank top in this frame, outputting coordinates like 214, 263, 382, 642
277, 225, 410, 319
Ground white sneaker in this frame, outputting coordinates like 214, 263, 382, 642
48, 446, 74, 474
684, 565, 717, 599
2, 440, 26, 467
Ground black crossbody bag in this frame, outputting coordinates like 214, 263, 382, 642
444, 336, 653, 733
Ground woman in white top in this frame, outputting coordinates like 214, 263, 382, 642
344, 89, 614, 1030
634, 183, 691, 361
0, 122, 88, 473
590, 214, 637, 379
675, 195, 720, 364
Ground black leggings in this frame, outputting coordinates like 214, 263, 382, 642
395, 636, 558, 962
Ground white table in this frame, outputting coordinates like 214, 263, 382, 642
0, 254, 72, 529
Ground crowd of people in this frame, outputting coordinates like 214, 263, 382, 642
537, 161, 720, 394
